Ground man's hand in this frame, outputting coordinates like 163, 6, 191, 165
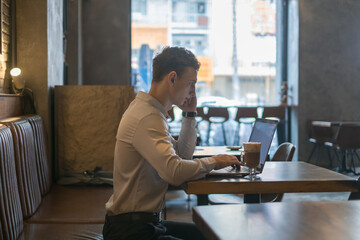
212, 154, 243, 170
180, 94, 197, 112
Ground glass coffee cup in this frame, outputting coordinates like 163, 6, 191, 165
243, 142, 261, 179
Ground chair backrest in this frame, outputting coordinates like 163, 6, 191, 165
195, 107, 207, 122
0, 118, 42, 218
234, 107, 258, 122
335, 124, 360, 149
24, 115, 52, 195
207, 107, 229, 122
262, 106, 285, 120
0, 124, 24, 239
308, 120, 334, 143
272, 142, 296, 162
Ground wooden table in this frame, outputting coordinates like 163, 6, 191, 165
192, 146, 243, 204
193, 200, 360, 240
193, 146, 242, 158
184, 161, 360, 205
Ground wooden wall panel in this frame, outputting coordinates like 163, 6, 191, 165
0, 94, 24, 118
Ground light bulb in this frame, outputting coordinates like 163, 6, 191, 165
10, 68, 21, 77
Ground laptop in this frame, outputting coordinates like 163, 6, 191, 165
207, 118, 279, 177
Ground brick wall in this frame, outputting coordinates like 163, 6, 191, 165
0, 0, 11, 93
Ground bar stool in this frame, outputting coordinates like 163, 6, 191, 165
233, 107, 258, 146
262, 106, 285, 119
307, 121, 334, 168
195, 107, 206, 123
194, 107, 207, 145
206, 107, 229, 145
325, 123, 360, 175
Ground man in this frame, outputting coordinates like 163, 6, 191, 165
103, 46, 241, 240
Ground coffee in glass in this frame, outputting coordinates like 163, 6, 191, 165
243, 142, 261, 179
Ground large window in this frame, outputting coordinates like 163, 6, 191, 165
131, 0, 278, 106
131, 0, 282, 147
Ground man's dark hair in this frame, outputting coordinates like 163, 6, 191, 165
152, 46, 200, 82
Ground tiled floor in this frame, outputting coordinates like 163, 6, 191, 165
164, 167, 359, 223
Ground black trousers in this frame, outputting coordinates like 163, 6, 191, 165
103, 214, 205, 240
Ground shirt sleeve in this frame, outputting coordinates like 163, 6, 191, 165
172, 117, 197, 159
132, 113, 216, 186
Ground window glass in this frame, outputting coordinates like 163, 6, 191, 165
131, 0, 280, 147
131, 0, 277, 107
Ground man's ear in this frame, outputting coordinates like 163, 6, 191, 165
168, 71, 177, 85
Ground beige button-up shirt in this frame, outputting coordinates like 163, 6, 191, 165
105, 92, 216, 215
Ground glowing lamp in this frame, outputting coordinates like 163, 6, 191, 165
10, 67, 25, 94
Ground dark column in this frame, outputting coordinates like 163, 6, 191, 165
82, 0, 131, 85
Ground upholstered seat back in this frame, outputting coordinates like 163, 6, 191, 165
25, 115, 52, 195
0, 118, 42, 218
0, 124, 24, 239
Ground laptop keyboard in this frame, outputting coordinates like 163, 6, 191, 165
224, 166, 243, 172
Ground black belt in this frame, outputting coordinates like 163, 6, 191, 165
106, 212, 162, 223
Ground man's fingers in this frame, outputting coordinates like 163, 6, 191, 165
228, 156, 242, 165
212, 154, 244, 170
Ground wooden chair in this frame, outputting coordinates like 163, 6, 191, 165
208, 142, 296, 204
272, 142, 296, 162
233, 107, 258, 146
260, 142, 296, 202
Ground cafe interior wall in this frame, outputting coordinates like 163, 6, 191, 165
15, 0, 131, 178
66, 0, 131, 86
295, 0, 360, 165
81, 0, 131, 85
16, 0, 64, 169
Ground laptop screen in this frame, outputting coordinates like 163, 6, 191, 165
248, 118, 279, 166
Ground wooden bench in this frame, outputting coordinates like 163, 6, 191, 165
0, 115, 111, 239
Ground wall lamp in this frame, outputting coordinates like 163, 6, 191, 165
10, 67, 24, 95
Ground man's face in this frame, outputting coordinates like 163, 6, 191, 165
172, 67, 197, 107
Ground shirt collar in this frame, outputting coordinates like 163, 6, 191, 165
136, 91, 169, 118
